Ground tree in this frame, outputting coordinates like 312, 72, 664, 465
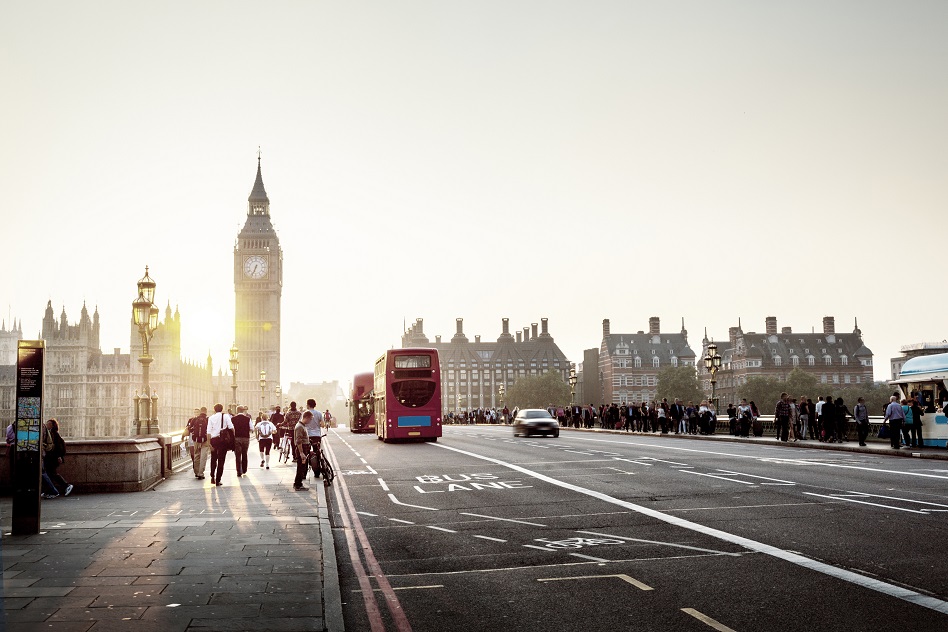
506, 371, 571, 409
740, 376, 783, 411
656, 365, 702, 404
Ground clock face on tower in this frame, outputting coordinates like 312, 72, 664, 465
243, 255, 268, 279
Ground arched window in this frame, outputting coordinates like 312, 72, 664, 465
824, 355, 832, 365
652, 356, 660, 368
634, 357, 642, 368
840, 355, 848, 365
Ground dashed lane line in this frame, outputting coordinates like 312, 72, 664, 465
427, 526, 457, 533
680, 470, 756, 485
389, 518, 415, 525
474, 535, 508, 543
802, 492, 930, 514
538, 574, 653, 591
459, 512, 547, 527
569, 553, 610, 562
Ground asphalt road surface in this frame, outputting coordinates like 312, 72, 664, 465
323, 425, 948, 632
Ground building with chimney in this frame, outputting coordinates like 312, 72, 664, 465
401, 317, 571, 411
595, 317, 697, 405
701, 316, 874, 405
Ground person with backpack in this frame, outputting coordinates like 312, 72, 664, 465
43, 419, 73, 498
254, 413, 277, 469
187, 407, 209, 479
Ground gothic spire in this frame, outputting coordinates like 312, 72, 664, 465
248, 149, 269, 206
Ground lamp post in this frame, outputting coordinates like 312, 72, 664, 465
274, 384, 282, 411
132, 267, 160, 435
229, 343, 239, 413
259, 370, 267, 415
568, 365, 577, 407
703, 342, 723, 411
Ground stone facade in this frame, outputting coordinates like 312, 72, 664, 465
702, 316, 874, 404
0, 302, 228, 439
598, 317, 697, 405
401, 317, 571, 411
234, 156, 283, 406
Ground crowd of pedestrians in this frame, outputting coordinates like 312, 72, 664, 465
184, 398, 332, 490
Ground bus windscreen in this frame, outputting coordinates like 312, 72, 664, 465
394, 355, 432, 369
392, 380, 436, 407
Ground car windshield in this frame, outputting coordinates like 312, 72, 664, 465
524, 410, 553, 419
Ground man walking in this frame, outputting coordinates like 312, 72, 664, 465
883, 395, 905, 449
774, 393, 791, 442
188, 407, 209, 480
231, 406, 252, 477
293, 411, 313, 491
207, 404, 233, 486
305, 398, 325, 478
853, 397, 871, 446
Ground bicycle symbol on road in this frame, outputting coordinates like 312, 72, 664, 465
534, 537, 624, 550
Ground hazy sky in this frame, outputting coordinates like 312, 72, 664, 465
2, 1, 945, 389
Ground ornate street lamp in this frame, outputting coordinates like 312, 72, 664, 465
259, 369, 267, 414
274, 384, 282, 411
568, 365, 578, 407
229, 343, 239, 412
132, 266, 160, 435
703, 342, 723, 411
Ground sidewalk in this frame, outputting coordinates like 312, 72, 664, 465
560, 424, 948, 460
0, 451, 344, 632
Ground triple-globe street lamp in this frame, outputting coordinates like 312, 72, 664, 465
132, 267, 160, 435
568, 365, 578, 407
704, 342, 723, 412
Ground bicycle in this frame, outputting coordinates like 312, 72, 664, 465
307, 443, 335, 486
278, 432, 293, 463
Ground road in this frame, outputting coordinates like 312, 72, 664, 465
323, 425, 948, 632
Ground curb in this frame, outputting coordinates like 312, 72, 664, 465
318, 479, 345, 632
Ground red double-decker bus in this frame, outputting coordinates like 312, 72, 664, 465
348, 372, 375, 434
374, 348, 442, 442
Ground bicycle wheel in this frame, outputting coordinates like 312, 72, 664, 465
320, 451, 335, 485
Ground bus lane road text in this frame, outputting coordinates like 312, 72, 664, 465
413, 473, 533, 493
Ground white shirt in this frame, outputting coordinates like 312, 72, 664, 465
207, 412, 233, 439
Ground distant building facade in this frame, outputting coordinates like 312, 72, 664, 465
0, 302, 227, 439
890, 341, 948, 380
401, 317, 571, 411
596, 317, 697, 405
703, 316, 874, 404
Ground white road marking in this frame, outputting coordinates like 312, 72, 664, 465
681, 471, 756, 485
576, 531, 741, 557
834, 491, 948, 510
568, 435, 948, 480
389, 518, 415, 525
474, 535, 508, 543
716, 470, 796, 485
378, 478, 390, 491
614, 457, 650, 466
360, 458, 368, 464
427, 526, 457, 533
523, 544, 554, 551
434, 442, 948, 615
802, 493, 930, 514
538, 574, 653, 591
387, 493, 438, 511
664, 501, 832, 512
569, 553, 610, 562
459, 512, 547, 527
357, 511, 378, 517
366, 465, 378, 474
682, 608, 738, 632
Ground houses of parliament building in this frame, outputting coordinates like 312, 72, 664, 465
0, 157, 284, 438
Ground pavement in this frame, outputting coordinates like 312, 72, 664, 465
0, 448, 344, 632
1, 427, 943, 632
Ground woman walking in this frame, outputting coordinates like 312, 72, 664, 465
44, 419, 73, 497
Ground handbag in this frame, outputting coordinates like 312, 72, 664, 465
219, 416, 236, 452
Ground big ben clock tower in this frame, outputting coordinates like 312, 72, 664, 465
234, 154, 282, 409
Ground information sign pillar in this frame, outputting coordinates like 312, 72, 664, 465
12, 340, 45, 536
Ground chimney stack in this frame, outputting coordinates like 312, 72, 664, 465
541, 318, 550, 337
765, 316, 777, 335
502, 318, 510, 335
781, 327, 792, 334
823, 316, 835, 335
531, 323, 538, 339
516, 331, 522, 343
603, 319, 610, 337
649, 317, 660, 335
436, 335, 441, 344
523, 327, 530, 341
456, 318, 463, 335
475, 335, 481, 343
